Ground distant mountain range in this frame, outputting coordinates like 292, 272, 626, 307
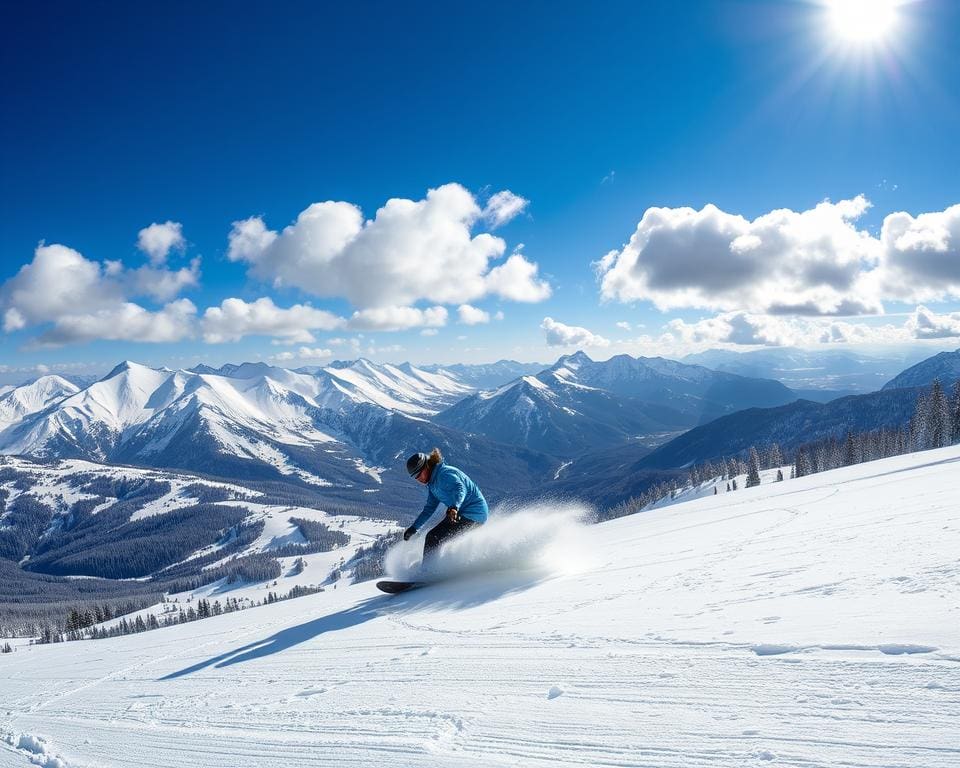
635, 388, 921, 470
882, 348, 960, 391
435, 351, 799, 457
682, 347, 934, 394
2, 347, 956, 513
0, 360, 556, 514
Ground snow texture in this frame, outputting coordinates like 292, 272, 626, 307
1, 445, 959, 767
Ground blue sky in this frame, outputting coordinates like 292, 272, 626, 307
1, 0, 958, 381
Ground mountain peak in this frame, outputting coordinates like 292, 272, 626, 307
552, 350, 593, 371
102, 360, 152, 380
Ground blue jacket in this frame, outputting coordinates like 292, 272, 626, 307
412, 461, 488, 530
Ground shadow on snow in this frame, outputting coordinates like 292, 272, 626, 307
158, 569, 544, 680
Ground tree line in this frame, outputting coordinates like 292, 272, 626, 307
606, 379, 960, 518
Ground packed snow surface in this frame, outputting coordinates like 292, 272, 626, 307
3, 446, 960, 767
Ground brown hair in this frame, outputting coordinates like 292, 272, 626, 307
427, 447, 443, 468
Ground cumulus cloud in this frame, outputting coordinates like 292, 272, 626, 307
1, 243, 200, 346
34, 299, 198, 347
905, 305, 960, 339
482, 190, 529, 228
878, 204, 960, 301
597, 198, 960, 320
667, 312, 812, 347
597, 197, 882, 316
226, 183, 550, 308
541, 317, 611, 348
348, 305, 448, 332
125, 258, 201, 302
271, 346, 333, 363
200, 297, 345, 343
457, 304, 491, 325
616, 321, 631, 331
486, 253, 552, 302
137, 221, 186, 265
2, 244, 124, 326
665, 306, 960, 348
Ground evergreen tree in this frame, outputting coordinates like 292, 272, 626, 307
910, 390, 931, 451
927, 379, 951, 449
766, 443, 783, 470
746, 447, 761, 488
843, 432, 862, 466
776, 469, 784, 482
951, 380, 960, 444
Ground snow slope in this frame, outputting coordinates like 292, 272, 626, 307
2, 446, 959, 767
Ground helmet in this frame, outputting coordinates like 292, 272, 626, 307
406, 452, 428, 477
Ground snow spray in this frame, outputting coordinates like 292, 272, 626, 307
383, 501, 596, 582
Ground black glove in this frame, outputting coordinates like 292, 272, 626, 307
446, 506, 459, 523
403, 526, 417, 541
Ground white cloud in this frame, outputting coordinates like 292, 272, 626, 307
34, 299, 198, 347
878, 204, 960, 302
667, 312, 810, 347
421, 328, 439, 336
616, 321, 631, 331
486, 253, 552, 302
482, 190, 529, 228
597, 196, 882, 316
541, 317, 611, 348
125, 258, 201, 302
598, 198, 960, 320
200, 297, 345, 343
226, 183, 550, 309
457, 304, 491, 325
2, 244, 124, 326
137, 221, 185, 265
0, 243, 200, 345
271, 346, 333, 363
494, 310, 505, 321
905, 305, 960, 339
348, 305, 448, 332
665, 306, 960, 348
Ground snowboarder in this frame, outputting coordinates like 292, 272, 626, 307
403, 448, 488, 559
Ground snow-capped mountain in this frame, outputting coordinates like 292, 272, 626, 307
0, 375, 79, 430
881, 347, 960, 390
683, 346, 932, 394
195, 359, 471, 416
554, 351, 797, 411
436, 370, 693, 457
0, 361, 554, 510
320, 359, 472, 414
3, 444, 957, 767
435, 352, 799, 457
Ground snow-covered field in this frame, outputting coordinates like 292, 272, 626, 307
2, 446, 960, 767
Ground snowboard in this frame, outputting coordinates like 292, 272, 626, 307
376, 580, 426, 594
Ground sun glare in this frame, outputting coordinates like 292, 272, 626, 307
827, 0, 899, 43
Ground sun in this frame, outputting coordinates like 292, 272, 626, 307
826, 0, 900, 43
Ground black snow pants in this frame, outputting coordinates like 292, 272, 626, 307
423, 516, 480, 559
